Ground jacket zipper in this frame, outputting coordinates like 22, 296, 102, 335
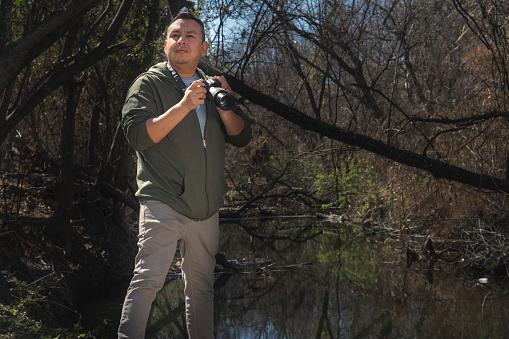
203, 104, 209, 218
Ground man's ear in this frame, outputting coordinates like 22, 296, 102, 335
202, 41, 209, 56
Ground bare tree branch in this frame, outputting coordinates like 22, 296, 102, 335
0, 0, 102, 93
200, 60, 509, 194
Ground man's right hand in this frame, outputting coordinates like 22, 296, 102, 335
146, 79, 208, 144
180, 80, 207, 112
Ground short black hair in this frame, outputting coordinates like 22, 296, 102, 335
168, 11, 206, 42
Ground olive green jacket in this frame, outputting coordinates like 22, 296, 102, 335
122, 62, 251, 220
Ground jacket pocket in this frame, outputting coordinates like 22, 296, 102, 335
178, 172, 207, 220
207, 169, 228, 212
177, 170, 228, 220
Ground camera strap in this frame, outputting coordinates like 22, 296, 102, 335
166, 62, 196, 93
166, 62, 208, 138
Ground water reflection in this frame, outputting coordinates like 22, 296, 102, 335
83, 219, 509, 338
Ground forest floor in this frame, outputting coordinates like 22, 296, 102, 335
0, 169, 138, 338
1, 169, 509, 338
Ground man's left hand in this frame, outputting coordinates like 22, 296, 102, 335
214, 76, 232, 94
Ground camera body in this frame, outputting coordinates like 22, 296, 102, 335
202, 78, 235, 111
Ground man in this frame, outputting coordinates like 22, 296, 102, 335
118, 11, 251, 339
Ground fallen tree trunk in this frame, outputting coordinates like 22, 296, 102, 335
199, 61, 509, 195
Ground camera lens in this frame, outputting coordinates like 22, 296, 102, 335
208, 86, 235, 111
215, 92, 235, 111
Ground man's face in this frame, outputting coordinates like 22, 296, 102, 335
164, 19, 208, 71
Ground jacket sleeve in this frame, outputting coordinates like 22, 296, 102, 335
121, 75, 157, 152
225, 104, 252, 147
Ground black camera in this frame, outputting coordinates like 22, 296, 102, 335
202, 78, 235, 111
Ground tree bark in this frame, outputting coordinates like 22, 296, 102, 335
0, 272, 12, 305
50, 79, 80, 242
87, 105, 100, 167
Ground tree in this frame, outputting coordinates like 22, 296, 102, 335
201, 0, 509, 203
0, 0, 192, 241
0, 0, 136, 147
3, 0, 509, 222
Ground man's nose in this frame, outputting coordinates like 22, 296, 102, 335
177, 36, 187, 44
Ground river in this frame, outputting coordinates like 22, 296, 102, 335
79, 218, 509, 338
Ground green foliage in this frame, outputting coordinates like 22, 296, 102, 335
314, 228, 387, 289
0, 304, 84, 338
268, 154, 285, 171
314, 157, 381, 216
0, 278, 94, 338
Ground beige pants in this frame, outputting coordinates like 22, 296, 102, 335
118, 200, 219, 339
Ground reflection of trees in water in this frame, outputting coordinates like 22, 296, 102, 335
227, 218, 324, 246
214, 220, 350, 338
214, 271, 331, 338
146, 280, 188, 339
316, 288, 336, 339
219, 219, 325, 264
144, 221, 509, 338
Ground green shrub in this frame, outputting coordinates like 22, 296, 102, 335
314, 158, 381, 216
